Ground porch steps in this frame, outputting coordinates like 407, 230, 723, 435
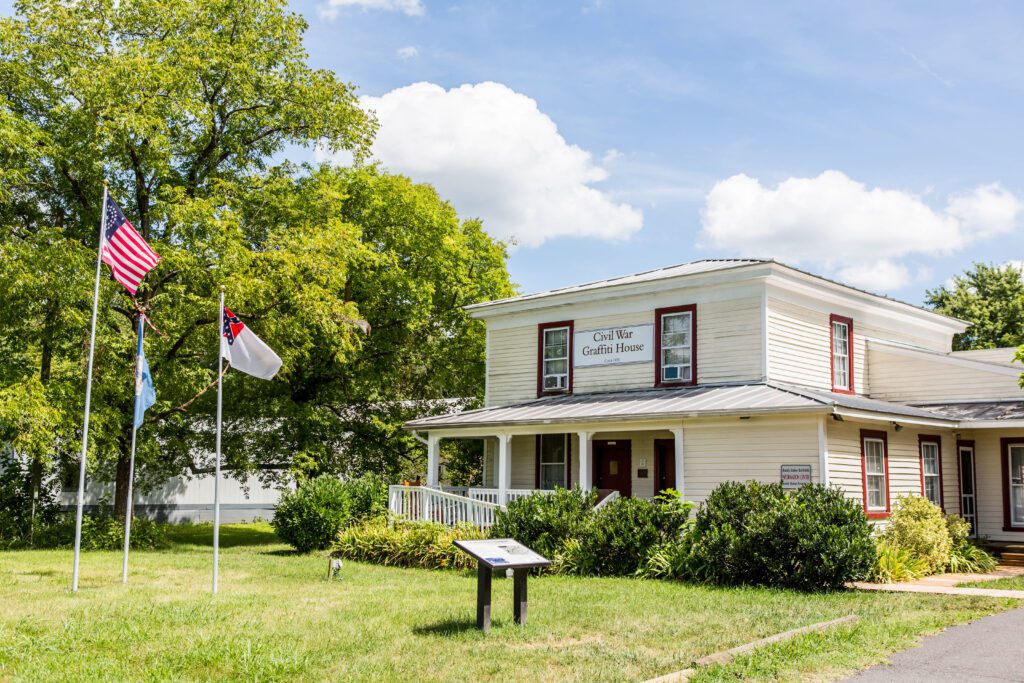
999, 552, 1024, 567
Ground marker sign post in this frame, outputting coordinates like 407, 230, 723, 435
453, 539, 550, 632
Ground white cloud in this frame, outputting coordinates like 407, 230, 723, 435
351, 82, 642, 247
396, 46, 419, 60
699, 170, 1022, 291
319, 0, 424, 20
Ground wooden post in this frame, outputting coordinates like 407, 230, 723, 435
476, 563, 493, 632
513, 568, 528, 625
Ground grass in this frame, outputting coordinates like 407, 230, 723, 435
957, 574, 1024, 590
0, 523, 1019, 682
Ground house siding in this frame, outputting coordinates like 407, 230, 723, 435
867, 347, 1024, 402
964, 427, 1024, 543
484, 296, 762, 407
826, 419, 960, 517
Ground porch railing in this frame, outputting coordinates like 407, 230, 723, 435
593, 490, 620, 509
388, 485, 500, 529
441, 487, 555, 505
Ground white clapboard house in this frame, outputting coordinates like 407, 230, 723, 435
393, 259, 1024, 550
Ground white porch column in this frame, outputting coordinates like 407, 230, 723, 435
577, 431, 593, 491
497, 433, 512, 505
671, 427, 685, 497
426, 434, 441, 487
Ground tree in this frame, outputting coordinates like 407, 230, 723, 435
0, 0, 376, 516
232, 166, 516, 482
925, 263, 1024, 351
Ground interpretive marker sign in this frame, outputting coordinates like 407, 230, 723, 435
454, 539, 550, 632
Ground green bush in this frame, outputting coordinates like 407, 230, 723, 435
272, 474, 388, 553
0, 457, 62, 549
491, 487, 597, 559
570, 493, 693, 576
687, 481, 875, 591
333, 519, 486, 570
881, 496, 951, 574
32, 510, 168, 551
638, 537, 694, 580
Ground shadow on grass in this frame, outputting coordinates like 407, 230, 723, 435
165, 523, 281, 549
412, 619, 479, 637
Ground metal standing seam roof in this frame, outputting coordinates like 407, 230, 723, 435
910, 401, 1024, 422
464, 258, 967, 325
403, 382, 956, 430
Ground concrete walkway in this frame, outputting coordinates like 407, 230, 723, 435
852, 566, 1024, 599
847, 607, 1024, 681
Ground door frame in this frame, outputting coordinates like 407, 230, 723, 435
653, 438, 676, 495
592, 439, 632, 498
956, 439, 978, 538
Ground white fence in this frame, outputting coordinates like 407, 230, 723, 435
389, 486, 558, 529
388, 485, 500, 529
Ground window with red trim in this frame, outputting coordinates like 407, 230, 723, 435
535, 434, 570, 489
919, 435, 943, 508
537, 321, 573, 396
830, 314, 854, 393
655, 304, 696, 387
860, 430, 889, 518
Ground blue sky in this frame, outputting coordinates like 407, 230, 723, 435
7, 0, 1024, 303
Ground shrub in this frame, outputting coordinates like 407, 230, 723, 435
491, 487, 597, 559
871, 539, 928, 583
638, 537, 694, 580
32, 510, 168, 551
0, 457, 62, 549
333, 519, 486, 570
570, 493, 694, 576
688, 481, 875, 591
881, 496, 951, 574
273, 476, 351, 552
272, 474, 388, 553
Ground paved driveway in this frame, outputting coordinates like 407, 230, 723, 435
847, 607, 1024, 682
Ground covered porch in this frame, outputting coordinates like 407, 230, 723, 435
395, 383, 834, 528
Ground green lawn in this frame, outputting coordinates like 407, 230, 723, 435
0, 523, 1018, 682
957, 574, 1024, 590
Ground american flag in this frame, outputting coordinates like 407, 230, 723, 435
102, 196, 160, 295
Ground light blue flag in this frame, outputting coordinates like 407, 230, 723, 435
133, 326, 156, 429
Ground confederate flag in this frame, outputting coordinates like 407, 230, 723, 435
221, 307, 282, 380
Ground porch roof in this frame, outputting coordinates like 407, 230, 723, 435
910, 399, 1024, 422
404, 381, 955, 430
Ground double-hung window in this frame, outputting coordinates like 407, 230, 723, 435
919, 437, 942, 507
538, 321, 572, 395
861, 431, 889, 517
1007, 441, 1024, 529
655, 305, 696, 387
536, 434, 569, 490
830, 314, 853, 393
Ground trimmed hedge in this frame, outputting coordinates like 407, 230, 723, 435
491, 487, 597, 559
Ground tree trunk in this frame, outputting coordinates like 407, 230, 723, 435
113, 452, 132, 520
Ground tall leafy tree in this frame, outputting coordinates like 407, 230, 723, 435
925, 263, 1024, 351
0, 0, 376, 515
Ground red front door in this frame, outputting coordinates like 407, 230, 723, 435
594, 440, 632, 497
654, 439, 676, 495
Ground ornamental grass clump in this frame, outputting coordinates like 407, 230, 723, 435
333, 519, 485, 570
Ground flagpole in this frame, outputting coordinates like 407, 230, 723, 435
72, 180, 108, 593
121, 313, 145, 584
213, 288, 224, 594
